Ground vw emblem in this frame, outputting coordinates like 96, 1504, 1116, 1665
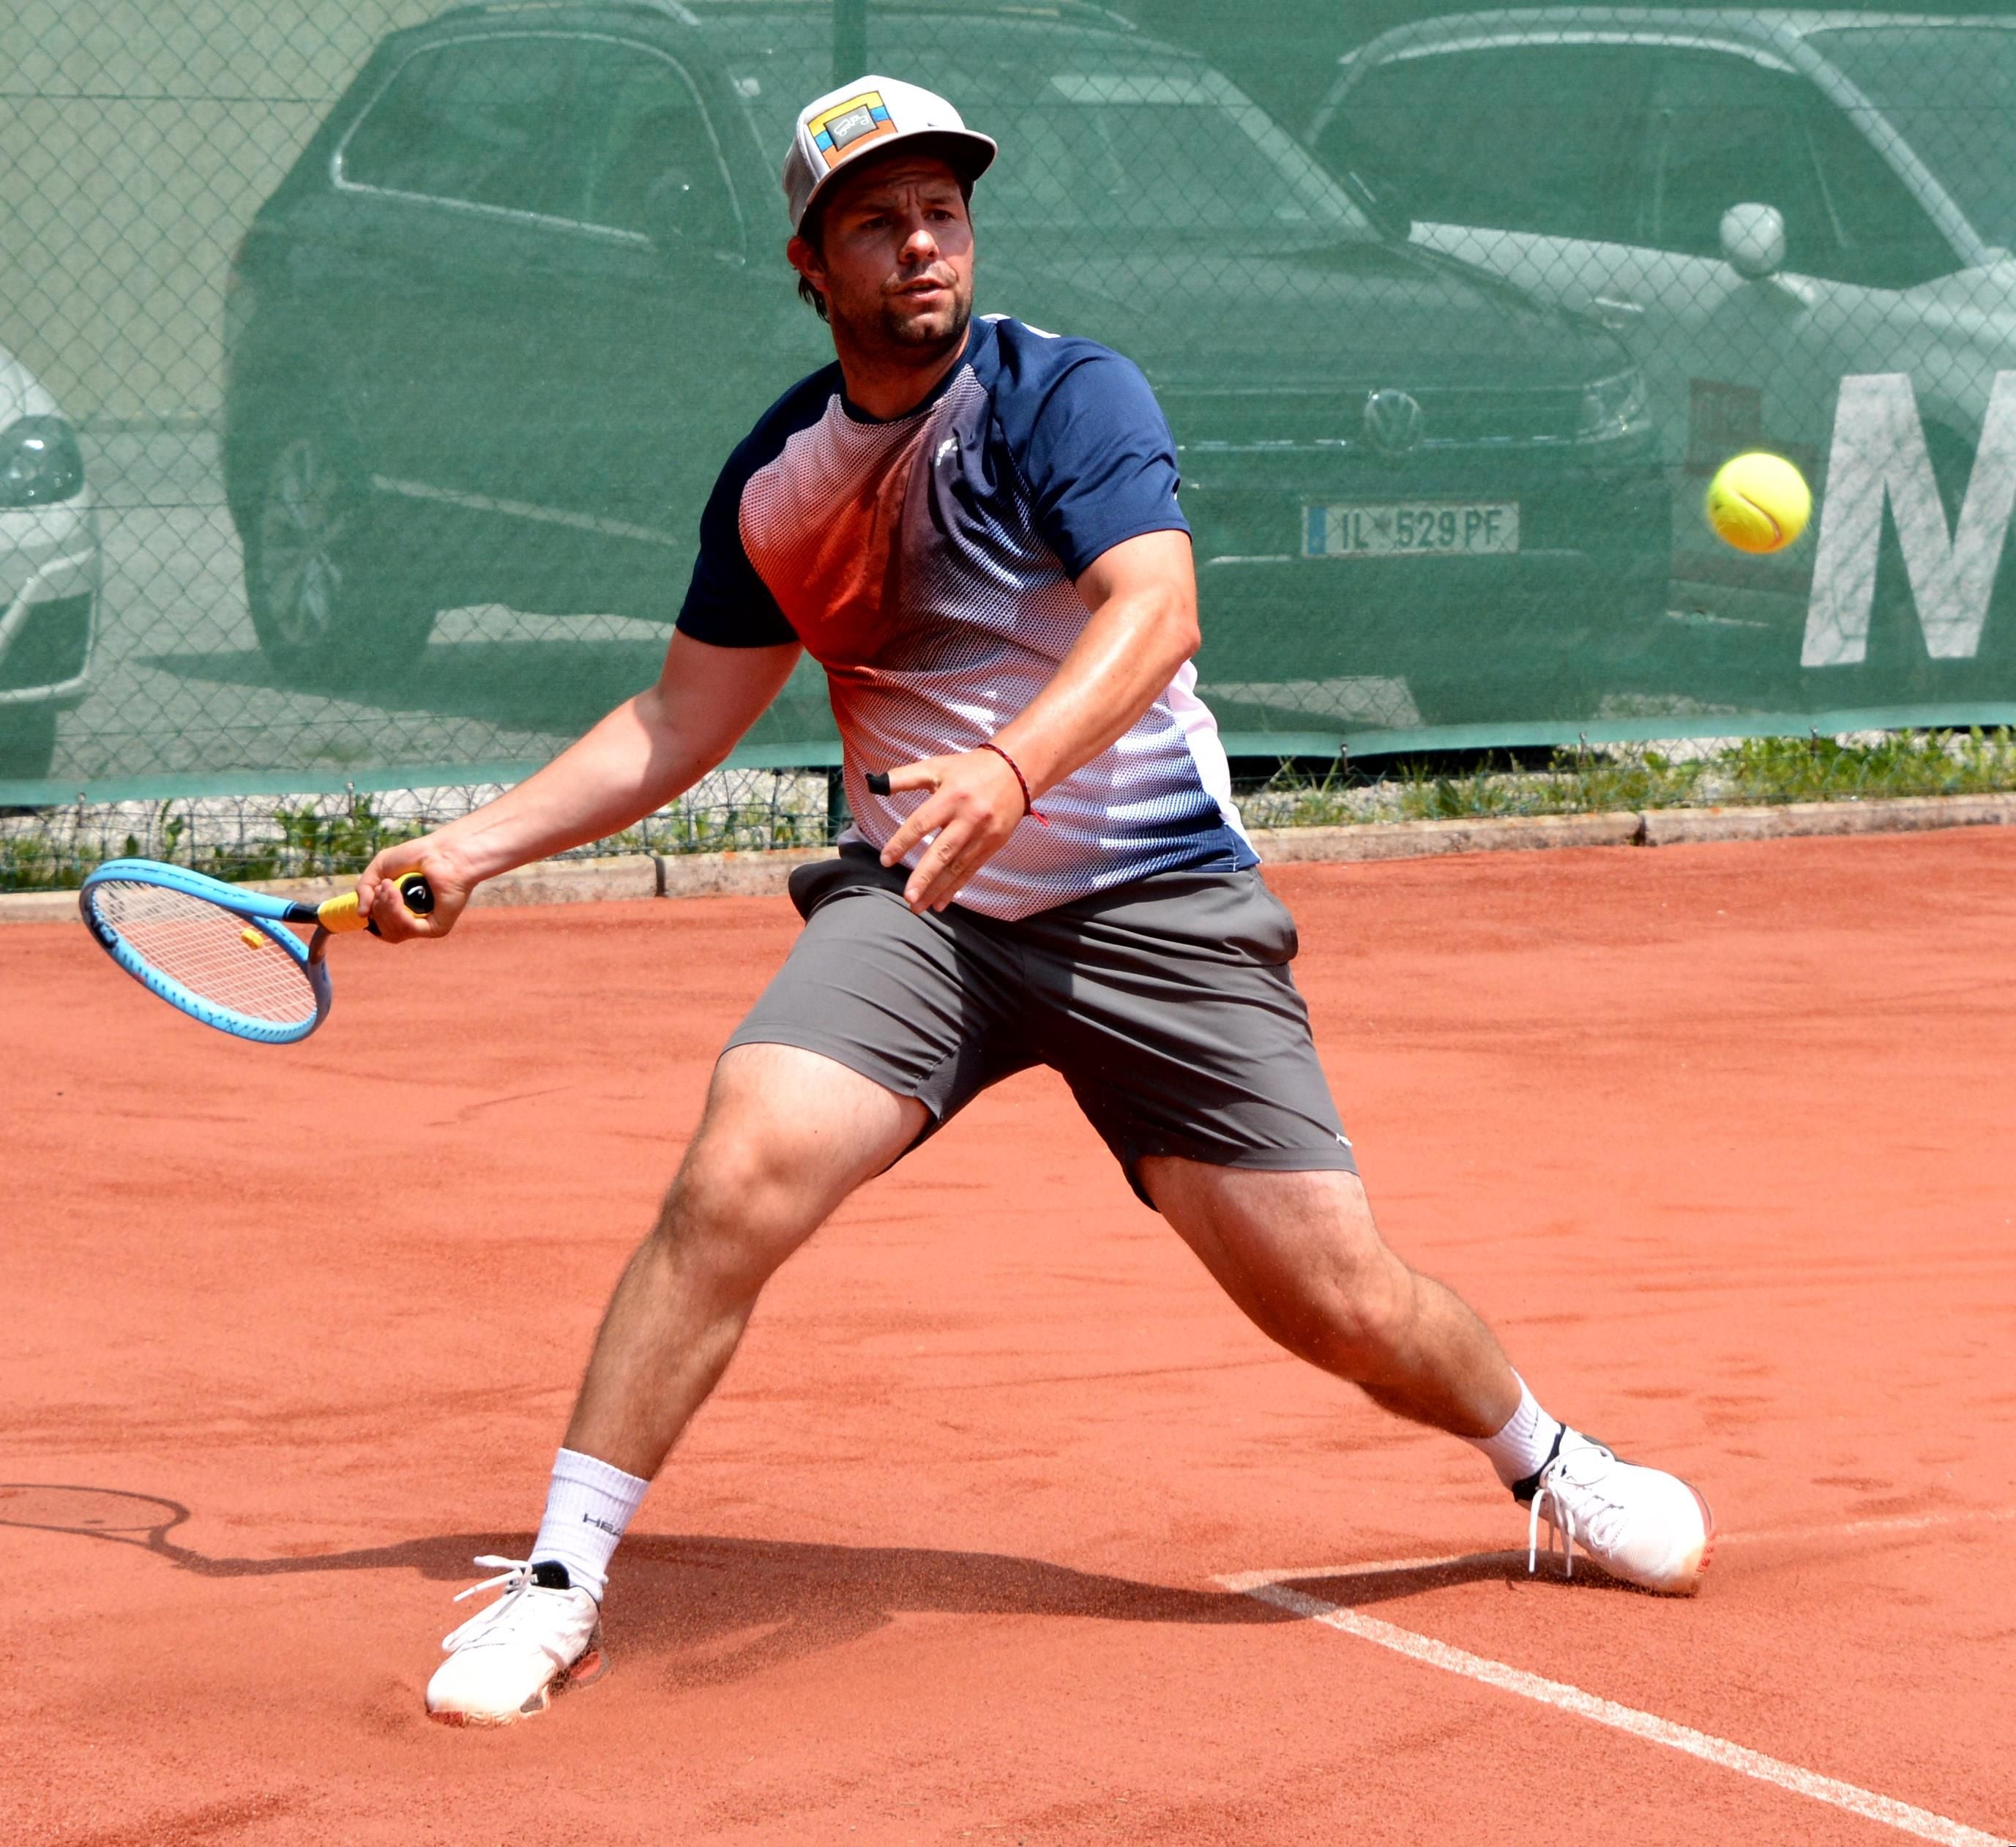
1363, 389, 1426, 455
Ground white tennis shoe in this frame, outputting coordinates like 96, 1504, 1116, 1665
425, 1556, 604, 1726
1520, 1430, 1715, 1595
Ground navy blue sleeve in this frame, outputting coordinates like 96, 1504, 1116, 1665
674, 368, 840, 648
673, 453, 795, 648
990, 327, 1190, 580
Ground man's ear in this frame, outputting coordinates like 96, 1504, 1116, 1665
786, 234, 824, 293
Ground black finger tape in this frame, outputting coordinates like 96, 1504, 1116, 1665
865, 772, 892, 796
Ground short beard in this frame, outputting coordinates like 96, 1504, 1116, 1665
828, 272, 972, 366
883, 288, 971, 354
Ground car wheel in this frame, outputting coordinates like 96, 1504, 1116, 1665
0, 703, 58, 780
245, 423, 436, 687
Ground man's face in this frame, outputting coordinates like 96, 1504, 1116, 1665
790, 153, 975, 360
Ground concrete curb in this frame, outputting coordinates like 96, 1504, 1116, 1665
1, 889, 81, 925
656, 845, 838, 899
6, 794, 2013, 925
1, 854, 666, 928
1635, 791, 2016, 846
1247, 811, 1645, 863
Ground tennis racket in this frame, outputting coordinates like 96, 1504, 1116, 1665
78, 858, 433, 1045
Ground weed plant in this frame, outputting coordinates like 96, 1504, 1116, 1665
1, 772, 829, 891
1244, 729, 2016, 830
9, 733, 2016, 892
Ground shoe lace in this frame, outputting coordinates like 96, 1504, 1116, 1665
1527, 1442, 1629, 1579
441, 1554, 539, 1654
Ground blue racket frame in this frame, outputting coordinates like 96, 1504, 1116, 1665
79, 858, 332, 1044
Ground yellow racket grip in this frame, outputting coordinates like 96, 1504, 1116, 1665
315, 872, 436, 934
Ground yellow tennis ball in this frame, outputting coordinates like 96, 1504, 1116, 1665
1706, 452, 1811, 554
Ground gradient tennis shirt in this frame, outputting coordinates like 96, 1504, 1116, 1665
676, 315, 1255, 920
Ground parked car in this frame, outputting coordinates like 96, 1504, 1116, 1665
0, 344, 99, 780
1308, 10, 2016, 695
223, 0, 1669, 730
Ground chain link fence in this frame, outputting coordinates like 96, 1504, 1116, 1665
5, 1, 2016, 812
0, 764, 836, 889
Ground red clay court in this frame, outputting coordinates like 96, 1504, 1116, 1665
5, 829, 2013, 1846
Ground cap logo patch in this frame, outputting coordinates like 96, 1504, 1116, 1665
810, 92, 896, 169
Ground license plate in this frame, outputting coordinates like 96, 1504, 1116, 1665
1304, 501, 1520, 559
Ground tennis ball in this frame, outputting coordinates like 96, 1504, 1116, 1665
1706, 452, 1811, 554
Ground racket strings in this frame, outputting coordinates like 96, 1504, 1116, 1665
89, 880, 318, 1024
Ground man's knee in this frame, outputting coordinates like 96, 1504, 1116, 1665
1150, 1160, 1419, 1374
1299, 1245, 1416, 1370
646, 1122, 818, 1296
641, 1043, 925, 1298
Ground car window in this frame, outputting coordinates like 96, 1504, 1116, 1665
1648, 51, 1954, 286
575, 40, 738, 247
341, 36, 582, 220
1329, 47, 1651, 245
1316, 56, 1455, 205
1646, 55, 1834, 265
721, 33, 1368, 243
1807, 24, 2016, 257
1001, 70, 1362, 239
1800, 100, 1956, 288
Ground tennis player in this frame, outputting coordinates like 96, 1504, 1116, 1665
361, 76, 1714, 1727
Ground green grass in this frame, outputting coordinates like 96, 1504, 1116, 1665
0, 835, 75, 892
10, 731, 2016, 892
0, 786, 825, 892
0, 795, 425, 893
1244, 729, 2016, 830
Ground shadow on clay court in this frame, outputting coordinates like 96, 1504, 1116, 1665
3, 1485, 1600, 1687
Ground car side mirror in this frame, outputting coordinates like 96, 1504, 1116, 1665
1720, 203, 1785, 280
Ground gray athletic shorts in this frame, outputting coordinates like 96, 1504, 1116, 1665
725, 847, 1357, 1206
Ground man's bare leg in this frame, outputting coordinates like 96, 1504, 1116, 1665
426, 1042, 926, 1724
564, 1041, 930, 1479
1142, 1160, 1518, 1436
1142, 1157, 1713, 1593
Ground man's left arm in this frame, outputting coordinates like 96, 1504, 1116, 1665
878, 527, 1198, 912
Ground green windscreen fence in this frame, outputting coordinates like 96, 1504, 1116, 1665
5, 0, 2016, 802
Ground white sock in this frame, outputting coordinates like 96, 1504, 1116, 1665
1466, 1376, 1564, 1493
529, 1447, 649, 1600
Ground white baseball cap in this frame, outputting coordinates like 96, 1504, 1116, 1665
782, 75, 998, 234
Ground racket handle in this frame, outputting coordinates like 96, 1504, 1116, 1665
316, 871, 436, 935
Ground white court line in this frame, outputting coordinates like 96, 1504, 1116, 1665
1748, 1506, 2016, 1545
1216, 1573, 2011, 1846
1228, 1504, 2016, 1593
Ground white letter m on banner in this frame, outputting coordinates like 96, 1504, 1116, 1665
1803, 372, 2016, 666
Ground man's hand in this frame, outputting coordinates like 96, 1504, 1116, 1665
878, 747, 1028, 912
872, 531, 1198, 914
356, 833, 479, 941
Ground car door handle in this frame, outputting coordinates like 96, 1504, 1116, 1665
1591, 296, 1646, 327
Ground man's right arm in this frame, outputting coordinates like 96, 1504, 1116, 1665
356, 632, 800, 939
